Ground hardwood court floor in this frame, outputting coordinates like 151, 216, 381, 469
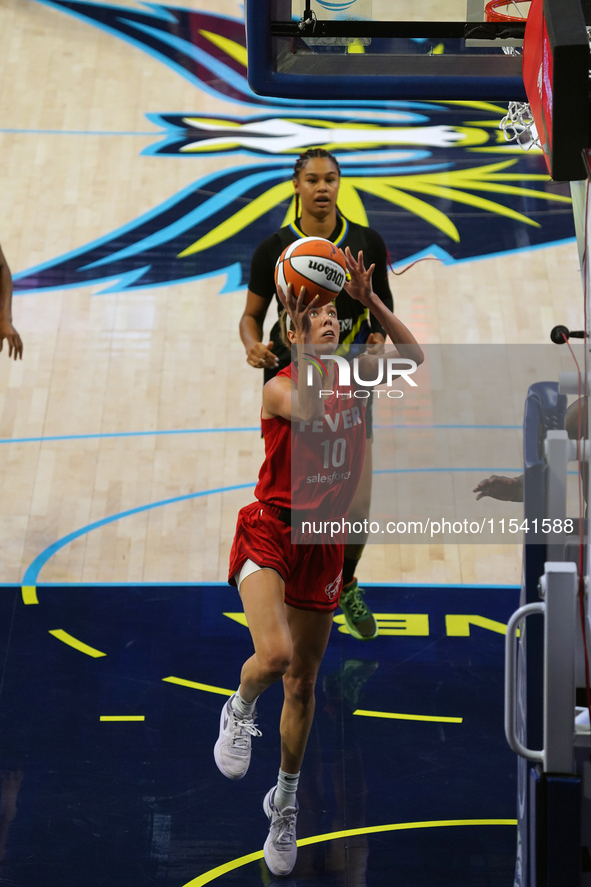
0, 0, 583, 587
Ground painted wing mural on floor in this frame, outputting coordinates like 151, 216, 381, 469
14, 1, 575, 295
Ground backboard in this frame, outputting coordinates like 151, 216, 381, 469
521, 0, 589, 180
245, 0, 527, 101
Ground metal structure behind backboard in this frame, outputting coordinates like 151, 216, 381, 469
245, 0, 526, 100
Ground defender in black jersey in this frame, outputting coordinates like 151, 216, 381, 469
240, 149, 396, 642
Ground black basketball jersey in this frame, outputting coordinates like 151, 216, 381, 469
248, 215, 394, 377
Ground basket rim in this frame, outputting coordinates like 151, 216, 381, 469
484, 0, 532, 22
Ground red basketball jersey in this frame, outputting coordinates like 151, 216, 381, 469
254, 364, 366, 518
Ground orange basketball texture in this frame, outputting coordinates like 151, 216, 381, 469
275, 237, 347, 307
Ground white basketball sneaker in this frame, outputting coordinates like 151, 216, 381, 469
263, 786, 299, 877
214, 694, 261, 780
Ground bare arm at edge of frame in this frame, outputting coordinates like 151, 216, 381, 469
344, 247, 424, 368
0, 246, 23, 360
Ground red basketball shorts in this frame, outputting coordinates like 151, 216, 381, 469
228, 501, 344, 612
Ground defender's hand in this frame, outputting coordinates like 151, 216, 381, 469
366, 332, 385, 356
0, 318, 22, 360
246, 341, 278, 369
344, 247, 375, 307
473, 475, 523, 502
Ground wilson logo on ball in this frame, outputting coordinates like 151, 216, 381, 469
275, 237, 347, 307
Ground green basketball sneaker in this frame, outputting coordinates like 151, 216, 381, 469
339, 579, 378, 640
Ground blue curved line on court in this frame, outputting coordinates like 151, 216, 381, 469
22, 466, 526, 585
15, 261, 244, 298
25, 461, 580, 584
0, 424, 523, 445
0, 427, 260, 444
119, 18, 258, 100
22, 482, 256, 586
374, 468, 523, 474
35, 2, 249, 108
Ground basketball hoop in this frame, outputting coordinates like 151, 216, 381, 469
485, 0, 532, 22
499, 102, 541, 151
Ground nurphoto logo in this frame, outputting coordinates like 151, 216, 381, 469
304, 353, 419, 399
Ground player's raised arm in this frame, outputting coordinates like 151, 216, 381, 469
344, 246, 423, 367
262, 284, 337, 424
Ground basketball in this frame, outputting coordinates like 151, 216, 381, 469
275, 236, 347, 307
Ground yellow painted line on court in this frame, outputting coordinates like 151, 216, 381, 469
163, 676, 233, 696
100, 716, 145, 722
353, 708, 463, 724
48, 630, 106, 658
161, 678, 461, 721
180, 819, 517, 887
21, 586, 38, 605
223, 612, 248, 627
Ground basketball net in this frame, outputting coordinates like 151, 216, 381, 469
499, 102, 541, 151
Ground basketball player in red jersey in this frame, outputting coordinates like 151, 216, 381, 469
218, 248, 423, 877
241, 150, 393, 641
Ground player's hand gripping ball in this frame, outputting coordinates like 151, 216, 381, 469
275, 236, 347, 307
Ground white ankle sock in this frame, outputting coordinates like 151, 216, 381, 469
231, 689, 257, 717
274, 769, 299, 811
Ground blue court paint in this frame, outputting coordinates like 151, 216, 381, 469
22, 461, 534, 585
393, 238, 578, 269
37, 1, 432, 113
12, 6, 573, 298
34, 1, 248, 104
0, 582, 519, 885
0, 424, 523, 445
13, 165, 264, 281
22, 464, 531, 585
80, 167, 303, 270
118, 17, 255, 97
0, 427, 260, 444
